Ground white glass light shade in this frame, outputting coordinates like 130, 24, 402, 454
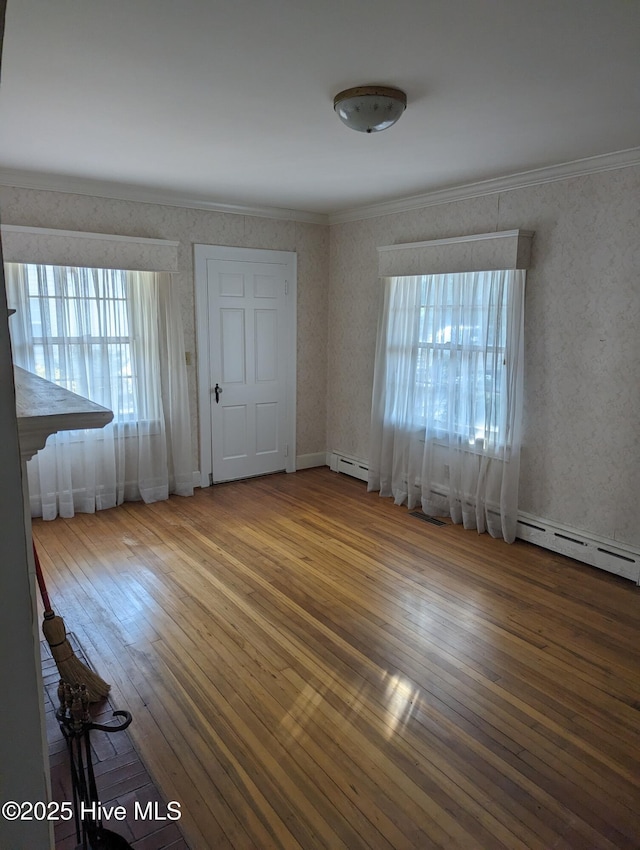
334, 86, 407, 133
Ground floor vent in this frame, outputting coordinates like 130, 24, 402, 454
409, 511, 447, 527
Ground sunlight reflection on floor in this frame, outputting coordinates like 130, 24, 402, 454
381, 671, 420, 739
279, 668, 422, 746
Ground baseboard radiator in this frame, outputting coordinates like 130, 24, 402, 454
331, 452, 640, 584
329, 452, 369, 482
516, 513, 639, 584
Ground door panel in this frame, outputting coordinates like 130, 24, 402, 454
255, 310, 278, 382
254, 273, 278, 298
218, 271, 245, 297
220, 309, 246, 383
256, 402, 278, 454
221, 405, 248, 459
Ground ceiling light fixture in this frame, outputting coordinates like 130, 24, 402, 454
333, 85, 407, 134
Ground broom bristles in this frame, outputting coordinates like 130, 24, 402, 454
42, 612, 110, 702
54, 650, 111, 702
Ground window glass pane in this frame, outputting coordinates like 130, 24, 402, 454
26, 265, 39, 296
389, 271, 509, 447
33, 345, 46, 379
16, 263, 141, 421
38, 266, 51, 297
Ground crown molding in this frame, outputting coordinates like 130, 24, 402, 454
328, 147, 640, 224
2, 146, 638, 228
0, 168, 329, 225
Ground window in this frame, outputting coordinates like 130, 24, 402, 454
380, 270, 516, 452
414, 272, 508, 448
370, 234, 527, 542
6, 259, 194, 518
21, 264, 141, 422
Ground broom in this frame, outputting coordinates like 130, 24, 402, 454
33, 542, 110, 703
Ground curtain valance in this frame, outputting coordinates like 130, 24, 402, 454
377, 229, 533, 278
1, 225, 179, 273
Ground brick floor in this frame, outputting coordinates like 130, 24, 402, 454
42, 638, 190, 850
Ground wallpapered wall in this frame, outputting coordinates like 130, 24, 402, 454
0, 187, 330, 468
328, 164, 640, 549
2, 164, 638, 550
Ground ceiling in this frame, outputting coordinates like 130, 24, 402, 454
1, 0, 639, 217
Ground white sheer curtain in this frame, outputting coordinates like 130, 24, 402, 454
368, 269, 525, 542
6, 263, 193, 519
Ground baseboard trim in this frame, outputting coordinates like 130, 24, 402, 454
296, 452, 329, 470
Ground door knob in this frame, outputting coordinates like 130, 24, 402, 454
214, 383, 223, 403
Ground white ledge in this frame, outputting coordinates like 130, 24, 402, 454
15, 367, 113, 460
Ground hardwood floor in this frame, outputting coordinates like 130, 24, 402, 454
32, 468, 640, 849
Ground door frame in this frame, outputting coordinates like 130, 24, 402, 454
194, 244, 297, 487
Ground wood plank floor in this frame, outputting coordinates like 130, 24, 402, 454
32, 467, 640, 850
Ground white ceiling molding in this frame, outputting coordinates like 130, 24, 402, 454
0, 169, 329, 226
1, 147, 638, 229
378, 230, 534, 277
330, 147, 640, 224
1, 225, 180, 272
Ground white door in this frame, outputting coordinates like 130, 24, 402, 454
195, 246, 296, 485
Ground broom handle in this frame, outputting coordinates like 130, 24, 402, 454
32, 542, 53, 613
